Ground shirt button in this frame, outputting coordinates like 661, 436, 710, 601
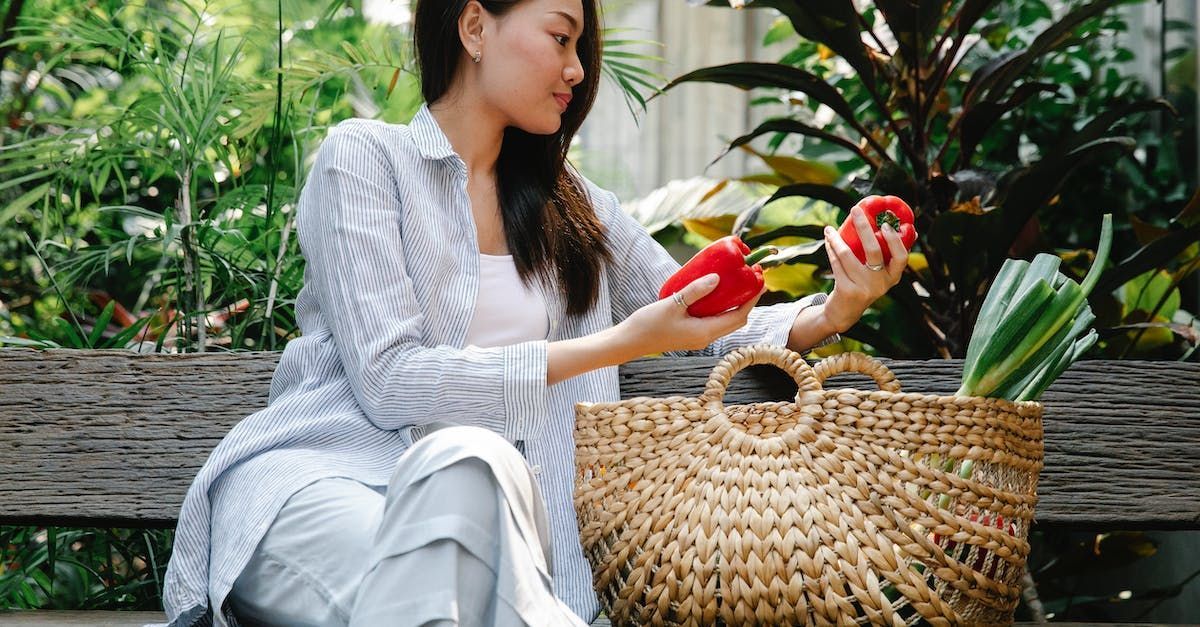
531, 464, 543, 476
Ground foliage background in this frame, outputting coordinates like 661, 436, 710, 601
0, 0, 1196, 620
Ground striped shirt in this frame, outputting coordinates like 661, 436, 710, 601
158, 103, 832, 627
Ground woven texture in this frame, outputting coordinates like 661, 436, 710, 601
574, 345, 1043, 626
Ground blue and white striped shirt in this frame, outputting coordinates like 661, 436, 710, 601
158, 103, 831, 627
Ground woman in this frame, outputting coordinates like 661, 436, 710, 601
157, 0, 908, 625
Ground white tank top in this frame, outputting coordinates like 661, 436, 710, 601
464, 253, 550, 348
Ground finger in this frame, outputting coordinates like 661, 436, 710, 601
881, 224, 908, 277
738, 284, 767, 313
825, 235, 844, 279
826, 226, 863, 279
851, 207, 884, 268
679, 273, 720, 306
824, 231, 849, 281
709, 284, 765, 329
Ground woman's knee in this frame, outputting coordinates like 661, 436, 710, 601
415, 425, 524, 464
394, 425, 526, 490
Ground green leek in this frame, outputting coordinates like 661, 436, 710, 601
957, 213, 1113, 402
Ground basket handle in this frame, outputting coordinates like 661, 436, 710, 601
811, 351, 902, 393
699, 344, 822, 407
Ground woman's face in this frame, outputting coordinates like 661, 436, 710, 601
475, 0, 587, 135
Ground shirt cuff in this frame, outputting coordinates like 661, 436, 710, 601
502, 340, 549, 442
761, 292, 841, 351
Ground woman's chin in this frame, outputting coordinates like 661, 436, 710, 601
511, 108, 565, 136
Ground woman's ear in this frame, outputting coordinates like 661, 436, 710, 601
457, 1, 486, 60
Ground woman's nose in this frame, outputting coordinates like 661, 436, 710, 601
564, 56, 584, 86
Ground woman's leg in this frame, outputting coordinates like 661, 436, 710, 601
228, 477, 385, 627
349, 425, 588, 627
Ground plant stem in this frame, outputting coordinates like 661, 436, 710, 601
177, 167, 206, 352
263, 213, 294, 349
0, 0, 27, 75
261, 0, 287, 350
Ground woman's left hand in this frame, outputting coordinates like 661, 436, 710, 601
820, 206, 908, 333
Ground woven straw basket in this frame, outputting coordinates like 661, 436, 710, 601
574, 344, 1044, 626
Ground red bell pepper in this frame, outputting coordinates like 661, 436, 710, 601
933, 509, 1018, 579
838, 195, 918, 264
658, 236, 777, 317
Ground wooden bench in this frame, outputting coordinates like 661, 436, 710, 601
1, 348, 1197, 626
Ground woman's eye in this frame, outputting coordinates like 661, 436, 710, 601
553, 34, 569, 46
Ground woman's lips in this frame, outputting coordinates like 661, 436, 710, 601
554, 93, 571, 111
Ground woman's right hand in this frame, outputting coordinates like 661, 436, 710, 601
618, 273, 765, 355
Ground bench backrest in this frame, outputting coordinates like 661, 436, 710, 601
2, 348, 1198, 529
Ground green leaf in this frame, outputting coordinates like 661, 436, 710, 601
864, 160, 919, 200
88, 300, 117, 348
1049, 98, 1177, 160
0, 336, 60, 349
1079, 213, 1115, 297
958, 82, 1061, 166
988, 138, 1132, 282
712, 117, 870, 168
963, 258, 1030, 378
744, 224, 827, 249
622, 177, 772, 235
693, 0, 878, 90
762, 183, 856, 211
980, 0, 1125, 104
1097, 222, 1200, 293
1119, 270, 1181, 320
52, 317, 85, 350
960, 279, 1055, 395
995, 305, 1095, 400
874, 0, 945, 66
0, 183, 52, 228
963, 50, 1023, 106
958, 0, 1004, 39
753, 153, 840, 185
106, 316, 155, 349
659, 62, 860, 133
763, 15, 797, 46
1023, 329, 1098, 400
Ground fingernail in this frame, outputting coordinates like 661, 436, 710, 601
704, 274, 720, 286
824, 226, 833, 236
882, 222, 894, 233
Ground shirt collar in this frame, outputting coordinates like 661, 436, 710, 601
409, 103, 458, 161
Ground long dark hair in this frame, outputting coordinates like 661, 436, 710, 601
413, 0, 611, 317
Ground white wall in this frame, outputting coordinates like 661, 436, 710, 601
577, 1, 787, 201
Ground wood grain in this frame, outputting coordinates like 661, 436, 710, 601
0, 611, 167, 626
1, 348, 1197, 529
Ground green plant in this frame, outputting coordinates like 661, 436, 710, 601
959, 213, 1112, 400
0, 0, 666, 613
0, 526, 172, 610
652, 0, 1198, 360
0, 0, 667, 355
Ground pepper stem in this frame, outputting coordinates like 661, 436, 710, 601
877, 211, 902, 231
744, 246, 778, 266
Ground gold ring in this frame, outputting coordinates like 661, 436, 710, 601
867, 262, 885, 271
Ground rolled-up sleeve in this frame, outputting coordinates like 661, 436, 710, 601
595, 184, 837, 357
296, 122, 547, 440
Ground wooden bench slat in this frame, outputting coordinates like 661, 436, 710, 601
0, 611, 167, 626
0, 610, 610, 626
0, 610, 1171, 626
1, 349, 1197, 530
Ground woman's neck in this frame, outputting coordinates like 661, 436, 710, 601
428, 95, 505, 179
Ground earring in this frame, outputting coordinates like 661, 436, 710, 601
473, 50, 481, 63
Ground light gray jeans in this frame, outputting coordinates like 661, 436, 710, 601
227, 425, 588, 627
